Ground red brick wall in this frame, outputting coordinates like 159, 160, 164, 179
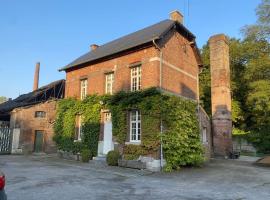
65, 47, 160, 98
10, 101, 57, 154
160, 30, 199, 99
65, 32, 200, 100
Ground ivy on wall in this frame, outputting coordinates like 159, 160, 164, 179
53, 95, 105, 156
107, 88, 204, 171
53, 88, 204, 171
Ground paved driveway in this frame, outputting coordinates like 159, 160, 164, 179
0, 155, 270, 200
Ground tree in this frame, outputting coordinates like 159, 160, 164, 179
242, 0, 270, 41
0, 96, 7, 104
199, 0, 270, 153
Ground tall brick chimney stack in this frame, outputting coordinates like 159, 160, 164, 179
90, 44, 99, 51
33, 62, 40, 91
170, 10, 183, 24
209, 34, 232, 157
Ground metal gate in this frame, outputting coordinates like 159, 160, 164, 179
0, 128, 12, 154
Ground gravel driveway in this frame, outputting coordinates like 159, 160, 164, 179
0, 155, 269, 200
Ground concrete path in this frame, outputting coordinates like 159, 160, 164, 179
0, 155, 270, 200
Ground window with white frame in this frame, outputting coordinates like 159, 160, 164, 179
35, 111, 46, 118
80, 79, 88, 100
131, 65, 141, 91
76, 115, 83, 141
202, 127, 207, 143
130, 110, 141, 142
105, 73, 114, 94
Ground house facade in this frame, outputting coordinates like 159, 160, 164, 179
0, 76, 65, 154
60, 11, 212, 161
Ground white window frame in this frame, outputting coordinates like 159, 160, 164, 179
80, 79, 88, 100
105, 73, 114, 94
202, 127, 207, 144
130, 110, 141, 143
130, 65, 141, 91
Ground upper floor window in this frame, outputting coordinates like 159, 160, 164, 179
80, 79, 88, 100
35, 111, 46, 118
131, 66, 141, 91
130, 110, 141, 142
105, 73, 114, 94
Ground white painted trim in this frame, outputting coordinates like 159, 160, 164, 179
125, 141, 141, 145
148, 57, 197, 80
129, 110, 141, 143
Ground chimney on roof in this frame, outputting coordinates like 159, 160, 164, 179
90, 44, 99, 51
33, 62, 40, 91
170, 10, 183, 24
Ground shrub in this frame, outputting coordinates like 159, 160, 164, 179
106, 150, 120, 166
123, 144, 146, 160
81, 149, 92, 163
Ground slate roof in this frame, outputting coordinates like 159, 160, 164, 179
60, 19, 196, 71
0, 80, 65, 114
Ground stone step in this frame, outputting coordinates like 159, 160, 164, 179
93, 155, 106, 161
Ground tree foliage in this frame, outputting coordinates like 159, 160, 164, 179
199, 0, 270, 153
0, 96, 7, 104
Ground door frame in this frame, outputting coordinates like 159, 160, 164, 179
34, 130, 44, 153
103, 111, 114, 154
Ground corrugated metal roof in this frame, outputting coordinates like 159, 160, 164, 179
60, 19, 195, 71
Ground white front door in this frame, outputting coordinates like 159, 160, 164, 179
103, 112, 113, 154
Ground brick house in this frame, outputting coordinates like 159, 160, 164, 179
0, 74, 65, 154
60, 11, 212, 160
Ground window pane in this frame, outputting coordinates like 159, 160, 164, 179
81, 79, 88, 99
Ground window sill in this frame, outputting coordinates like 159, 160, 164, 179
202, 141, 208, 145
125, 141, 141, 145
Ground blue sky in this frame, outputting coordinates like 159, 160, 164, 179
0, 0, 261, 98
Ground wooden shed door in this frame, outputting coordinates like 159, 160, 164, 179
34, 131, 44, 152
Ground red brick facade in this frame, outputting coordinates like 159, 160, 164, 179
10, 100, 57, 154
65, 31, 199, 100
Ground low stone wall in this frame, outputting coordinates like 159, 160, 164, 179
57, 150, 81, 161
233, 137, 256, 153
118, 156, 165, 172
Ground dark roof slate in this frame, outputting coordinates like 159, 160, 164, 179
0, 79, 65, 114
60, 19, 196, 71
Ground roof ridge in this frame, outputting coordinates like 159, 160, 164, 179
60, 19, 196, 71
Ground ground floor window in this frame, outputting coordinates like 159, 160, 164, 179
202, 127, 207, 144
130, 110, 141, 142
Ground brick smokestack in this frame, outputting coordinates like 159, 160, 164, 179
209, 34, 232, 157
33, 62, 40, 91
170, 10, 183, 24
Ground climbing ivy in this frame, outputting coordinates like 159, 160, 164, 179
107, 88, 204, 171
54, 88, 204, 171
53, 95, 105, 156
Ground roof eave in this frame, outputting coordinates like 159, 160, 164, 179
59, 41, 154, 72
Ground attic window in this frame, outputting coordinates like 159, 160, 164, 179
35, 111, 46, 118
